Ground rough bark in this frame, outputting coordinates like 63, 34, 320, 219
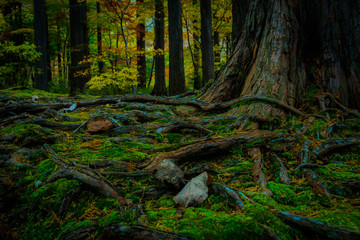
231, 0, 249, 48
69, 0, 90, 96
201, 0, 360, 112
168, 0, 185, 95
34, 0, 51, 91
151, 0, 167, 96
200, 0, 215, 84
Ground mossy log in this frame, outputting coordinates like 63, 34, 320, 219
313, 138, 359, 157
249, 147, 273, 196
276, 211, 360, 240
20, 118, 80, 131
212, 183, 244, 210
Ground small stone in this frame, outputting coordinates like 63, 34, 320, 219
87, 117, 114, 134
154, 159, 185, 189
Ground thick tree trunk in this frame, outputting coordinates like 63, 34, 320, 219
200, 0, 360, 113
69, 0, 90, 96
136, 0, 146, 88
200, 0, 215, 84
151, 0, 167, 96
168, 0, 185, 96
34, 0, 51, 91
231, 0, 249, 48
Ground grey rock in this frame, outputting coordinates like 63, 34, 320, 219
154, 159, 185, 189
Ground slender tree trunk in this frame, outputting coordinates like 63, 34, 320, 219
136, 0, 147, 88
97, 2, 104, 73
213, 30, 220, 69
200, 0, 360, 113
69, 0, 90, 96
168, 0, 185, 96
151, 0, 167, 96
34, 0, 50, 91
192, 0, 201, 90
200, 0, 215, 85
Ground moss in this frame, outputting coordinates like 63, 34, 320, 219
268, 182, 297, 205
59, 220, 95, 237
223, 161, 253, 173
164, 133, 184, 144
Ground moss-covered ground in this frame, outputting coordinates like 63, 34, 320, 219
0, 89, 359, 239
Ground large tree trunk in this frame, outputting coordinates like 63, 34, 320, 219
200, 0, 215, 84
69, 0, 90, 96
151, 0, 167, 96
136, 0, 146, 88
200, 0, 360, 113
168, 0, 185, 96
231, 0, 249, 48
34, 0, 51, 91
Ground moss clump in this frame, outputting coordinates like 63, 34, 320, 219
164, 133, 184, 144
268, 182, 297, 205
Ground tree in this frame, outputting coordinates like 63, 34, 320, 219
199, 0, 360, 111
168, 0, 185, 96
151, 0, 167, 96
97, 1, 104, 73
200, 0, 215, 85
69, 0, 90, 96
136, 0, 146, 88
231, 0, 249, 48
192, 0, 201, 90
34, 0, 51, 91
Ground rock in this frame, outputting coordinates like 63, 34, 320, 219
30, 95, 39, 102
87, 117, 114, 134
154, 159, 185, 189
173, 172, 209, 207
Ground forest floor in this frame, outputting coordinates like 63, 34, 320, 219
0, 87, 360, 240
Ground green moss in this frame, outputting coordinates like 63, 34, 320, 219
223, 161, 253, 173
268, 182, 297, 205
164, 133, 184, 144
59, 220, 95, 238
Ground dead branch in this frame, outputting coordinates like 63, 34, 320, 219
20, 118, 80, 131
41, 144, 125, 204
44, 108, 81, 122
249, 147, 273, 196
313, 138, 359, 157
155, 121, 212, 135
271, 153, 290, 185
276, 211, 360, 240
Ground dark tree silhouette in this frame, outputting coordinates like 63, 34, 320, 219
151, 0, 167, 96
136, 0, 146, 88
34, 0, 51, 91
168, 0, 185, 96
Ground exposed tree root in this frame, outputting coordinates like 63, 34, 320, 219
249, 147, 273, 196
43, 108, 81, 122
0, 113, 30, 127
41, 144, 125, 204
300, 141, 331, 199
60, 225, 97, 240
155, 121, 212, 135
212, 183, 244, 210
271, 153, 290, 185
313, 138, 359, 157
145, 130, 284, 170
101, 223, 188, 239
20, 118, 80, 131
258, 224, 281, 240
276, 211, 360, 240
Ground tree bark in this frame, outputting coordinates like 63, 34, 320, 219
69, 0, 90, 96
34, 0, 51, 91
151, 0, 167, 96
200, 0, 215, 84
97, 2, 104, 73
168, 0, 185, 96
136, 0, 146, 88
192, 0, 201, 89
231, 0, 249, 48
200, 0, 360, 113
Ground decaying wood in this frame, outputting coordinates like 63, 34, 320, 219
313, 138, 359, 157
339, 180, 360, 193
258, 224, 281, 240
60, 225, 97, 240
295, 163, 320, 172
60, 189, 78, 220
249, 147, 273, 196
212, 183, 244, 210
101, 223, 188, 240
0, 113, 30, 127
44, 108, 81, 122
146, 130, 284, 170
155, 121, 212, 135
127, 110, 182, 123
300, 141, 331, 199
20, 118, 80, 131
271, 153, 290, 185
41, 144, 125, 204
276, 211, 360, 240
102, 171, 152, 177
319, 93, 360, 118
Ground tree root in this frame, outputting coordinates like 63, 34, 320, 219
145, 130, 284, 170
101, 223, 188, 240
249, 147, 273, 196
276, 211, 360, 240
271, 153, 290, 185
44, 108, 81, 122
41, 144, 125, 204
155, 121, 212, 135
20, 118, 80, 131
300, 141, 331, 199
313, 138, 359, 157
212, 183, 244, 210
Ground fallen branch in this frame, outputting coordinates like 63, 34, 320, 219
249, 147, 273, 196
156, 121, 212, 135
276, 211, 360, 240
41, 144, 125, 204
44, 108, 81, 122
20, 118, 80, 131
